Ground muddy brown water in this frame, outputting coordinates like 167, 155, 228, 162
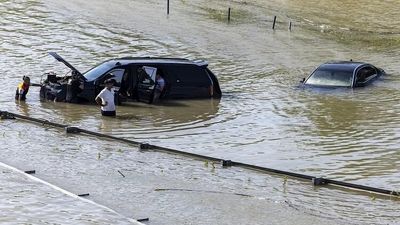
0, 0, 399, 224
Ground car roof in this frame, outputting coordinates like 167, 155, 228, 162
318, 61, 369, 72
103, 57, 209, 67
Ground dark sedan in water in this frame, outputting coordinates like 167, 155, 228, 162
40, 52, 222, 104
301, 61, 385, 88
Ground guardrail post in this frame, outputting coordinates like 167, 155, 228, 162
221, 159, 233, 167
65, 126, 81, 134
139, 143, 151, 150
312, 177, 327, 186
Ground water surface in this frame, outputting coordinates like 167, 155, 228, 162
0, 0, 399, 224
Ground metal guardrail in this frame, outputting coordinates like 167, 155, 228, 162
1, 110, 399, 197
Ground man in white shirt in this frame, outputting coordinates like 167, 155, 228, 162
95, 79, 116, 116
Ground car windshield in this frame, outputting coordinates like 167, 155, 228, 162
306, 69, 353, 87
83, 62, 113, 81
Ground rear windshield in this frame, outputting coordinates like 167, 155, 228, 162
306, 69, 353, 87
84, 62, 113, 81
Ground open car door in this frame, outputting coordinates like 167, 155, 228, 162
137, 66, 156, 103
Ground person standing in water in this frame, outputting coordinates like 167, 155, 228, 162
153, 73, 165, 103
95, 78, 116, 117
15, 76, 30, 101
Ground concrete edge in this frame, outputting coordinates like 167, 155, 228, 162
0, 162, 145, 225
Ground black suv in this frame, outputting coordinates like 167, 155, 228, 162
40, 52, 222, 104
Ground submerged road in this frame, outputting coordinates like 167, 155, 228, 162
0, 0, 399, 224
0, 162, 142, 225
0, 119, 346, 225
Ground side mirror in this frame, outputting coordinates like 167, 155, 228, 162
300, 78, 305, 83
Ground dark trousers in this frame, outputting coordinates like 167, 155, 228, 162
153, 90, 162, 103
101, 110, 116, 117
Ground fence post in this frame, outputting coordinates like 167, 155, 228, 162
272, 16, 277, 30
228, 8, 231, 23
167, 0, 170, 15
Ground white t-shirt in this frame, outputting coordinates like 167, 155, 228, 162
96, 88, 115, 112
156, 77, 165, 91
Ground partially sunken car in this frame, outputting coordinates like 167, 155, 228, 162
40, 52, 222, 104
301, 61, 385, 88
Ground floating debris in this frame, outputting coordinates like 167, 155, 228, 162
117, 170, 125, 178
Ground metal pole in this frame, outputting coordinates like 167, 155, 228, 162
228, 8, 231, 23
167, 0, 170, 15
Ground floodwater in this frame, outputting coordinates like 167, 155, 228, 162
0, 163, 139, 225
0, 0, 399, 224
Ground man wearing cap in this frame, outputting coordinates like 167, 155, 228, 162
95, 78, 116, 116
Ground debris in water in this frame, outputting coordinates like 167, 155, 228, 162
78, 193, 90, 197
117, 170, 125, 178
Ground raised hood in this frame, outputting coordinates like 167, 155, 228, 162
48, 52, 86, 81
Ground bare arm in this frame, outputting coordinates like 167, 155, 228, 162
95, 96, 107, 106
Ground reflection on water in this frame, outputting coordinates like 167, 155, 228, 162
15, 101, 31, 115
1, 0, 400, 224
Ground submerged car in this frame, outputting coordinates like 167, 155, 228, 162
301, 61, 385, 88
40, 52, 222, 104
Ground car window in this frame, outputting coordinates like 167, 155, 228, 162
107, 69, 125, 87
306, 69, 353, 87
143, 66, 157, 82
84, 62, 113, 81
137, 67, 155, 86
356, 66, 377, 83
169, 65, 211, 85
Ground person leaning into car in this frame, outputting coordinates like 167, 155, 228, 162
153, 73, 165, 103
15, 76, 30, 101
95, 78, 116, 117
